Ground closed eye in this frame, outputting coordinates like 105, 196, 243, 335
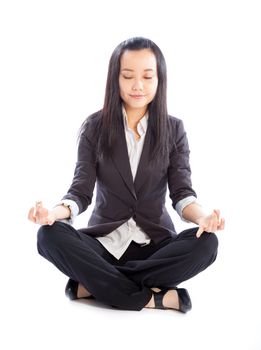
122, 76, 153, 80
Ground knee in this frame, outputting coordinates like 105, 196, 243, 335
200, 232, 219, 259
37, 222, 63, 252
37, 224, 54, 251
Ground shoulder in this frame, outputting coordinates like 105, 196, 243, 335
167, 114, 186, 138
167, 114, 184, 126
80, 110, 102, 139
83, 110, 102, 129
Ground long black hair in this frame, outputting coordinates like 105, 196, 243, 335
79, 37, 170, 164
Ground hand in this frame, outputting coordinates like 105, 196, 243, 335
196, 209, 225, 238
28, 201, 56, 226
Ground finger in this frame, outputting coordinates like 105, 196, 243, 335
47, 218, 55, 226
206, 215, 214, 232
209, 215, 225, 232
213, 211, 220, 230
214, 209, 220, 221
28, 207, 36, 222
196, 226, 205, 238
35, 201, 43, 214
35, 201, 43, 210
208, 213, 218, 232
214, 210, 223, 230
218, 218, 225, 230
36, 204, 47, 222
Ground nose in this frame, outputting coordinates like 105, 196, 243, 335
132, 79, 143, 91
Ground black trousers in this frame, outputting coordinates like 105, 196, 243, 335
37, 222, 218, 311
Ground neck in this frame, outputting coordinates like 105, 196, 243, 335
124, 106, 147, 128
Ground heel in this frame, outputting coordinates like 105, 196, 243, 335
65, 279, 78, 300
176, 288, 192, 313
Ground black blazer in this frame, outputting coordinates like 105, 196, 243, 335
63, 112, 197, 244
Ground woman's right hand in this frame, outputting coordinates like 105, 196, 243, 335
28, 201, 56, 226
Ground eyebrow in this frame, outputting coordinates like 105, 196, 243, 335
121, 68, 155, 72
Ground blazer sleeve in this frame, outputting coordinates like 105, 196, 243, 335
62, 119, 98, 215
168, 117, 197, 209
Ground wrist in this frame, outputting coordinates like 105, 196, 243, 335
195, 214, 206, 225
182, 202, 207, 224
52, 204, 71, 221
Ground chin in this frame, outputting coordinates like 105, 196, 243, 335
127, 100, 149, 109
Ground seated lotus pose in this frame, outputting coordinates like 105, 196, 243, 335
28, 37, 225, 312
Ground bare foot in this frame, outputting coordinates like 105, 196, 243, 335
145, 288, 179, 310
162, 290, 179, 309
77, 283, 92, 299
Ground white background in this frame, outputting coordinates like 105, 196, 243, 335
0, 0, 260, 349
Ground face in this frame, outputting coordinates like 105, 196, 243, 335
119, 49, 158, 115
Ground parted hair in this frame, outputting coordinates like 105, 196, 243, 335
79, 37, 170, 164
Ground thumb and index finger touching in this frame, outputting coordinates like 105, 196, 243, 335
196, 208, 224, 238
28, 201, 44, 223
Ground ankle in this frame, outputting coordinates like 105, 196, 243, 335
145, 295, 155, 308
77, 283, 92, 298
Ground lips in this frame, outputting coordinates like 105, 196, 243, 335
129, 94, 145, 99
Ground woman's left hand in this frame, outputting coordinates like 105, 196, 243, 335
196, 209, 225, 238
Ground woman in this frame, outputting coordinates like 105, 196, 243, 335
28, 37, 225, 312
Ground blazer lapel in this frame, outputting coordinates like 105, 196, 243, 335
134, 126, 151, 194
111, 122, 137, 200
111, 119, 152, 199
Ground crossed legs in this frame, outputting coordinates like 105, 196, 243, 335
37, 222, 218, 311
